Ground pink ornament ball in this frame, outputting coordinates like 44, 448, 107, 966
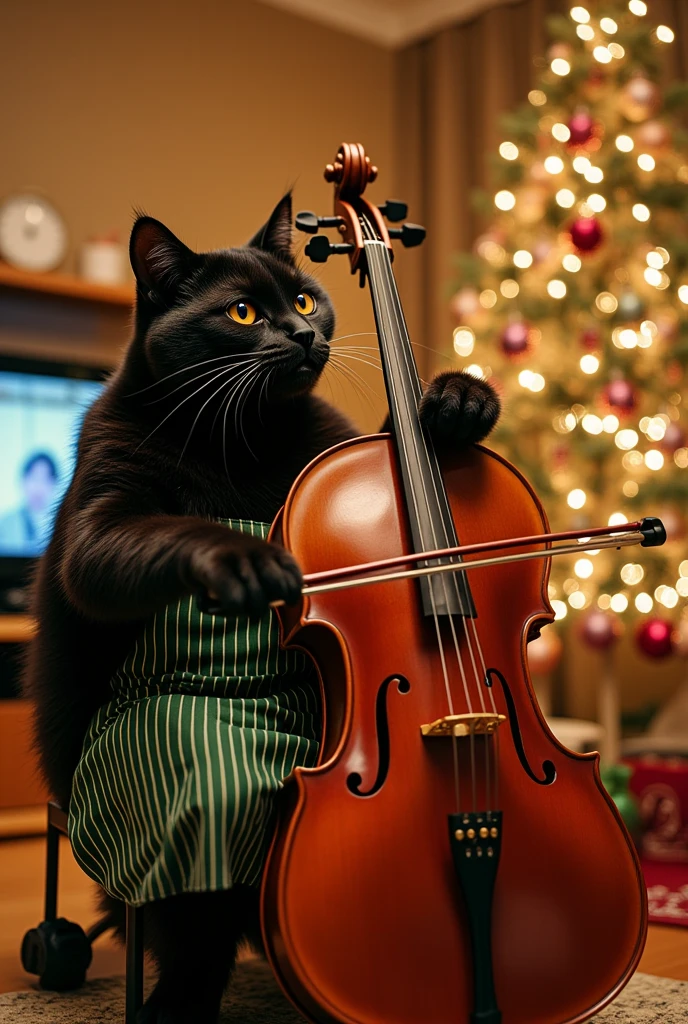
567, 111, 595, 146
500, 321, 530, 357
660, 423, 685, 453
570, 217, 603, 253
580, 610, 620, 650
605, 379, 637, 414
637, 120, 670, 150
635, 618, 674, 660
450, 287, 479, 320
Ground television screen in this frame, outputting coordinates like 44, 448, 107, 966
0, 364, 105, 558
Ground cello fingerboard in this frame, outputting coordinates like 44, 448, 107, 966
362, 229, 476, 619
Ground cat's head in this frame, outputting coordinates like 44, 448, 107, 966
129, 194, 334, 403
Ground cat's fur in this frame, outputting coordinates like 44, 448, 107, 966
23, 195, 500, 1023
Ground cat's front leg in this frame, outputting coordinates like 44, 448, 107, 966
61, 502, 302, 622
418, 370, 501, 448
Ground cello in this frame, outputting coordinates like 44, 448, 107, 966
260, 143, 662, 1024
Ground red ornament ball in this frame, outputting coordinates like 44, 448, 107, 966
500, 321, 530, 357
570, 217, 603, 253
605, 379, 637, 414
660, 422, 685, 453
580, 327, 601, 350
528, 629, 563, 675
635, 618, 674, 660
567, 111, 595, 146
580, 610, 620, 650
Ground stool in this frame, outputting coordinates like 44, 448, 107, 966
20, 801, 145, 1023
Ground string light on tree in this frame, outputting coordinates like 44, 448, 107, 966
450, 0, 688, 632
494, 190, 516, 211
499, 142, 519, 161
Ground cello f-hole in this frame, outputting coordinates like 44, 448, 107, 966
486, 668, 556, 787
346, 674, 411, 797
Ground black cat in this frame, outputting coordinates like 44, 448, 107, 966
23, 194, 500, 1023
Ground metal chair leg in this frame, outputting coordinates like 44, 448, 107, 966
125, 903, 144, 1024
44, 812, 61, 922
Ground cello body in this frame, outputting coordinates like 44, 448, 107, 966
259, 143, 647, 1024
262, 436, 646, 1024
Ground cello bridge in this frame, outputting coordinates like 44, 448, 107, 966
421, 713, 506, 738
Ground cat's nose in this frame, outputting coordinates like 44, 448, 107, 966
290, 326, 315, 351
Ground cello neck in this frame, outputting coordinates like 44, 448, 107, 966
361, 219, 475, 619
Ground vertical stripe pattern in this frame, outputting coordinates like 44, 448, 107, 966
68, 520, 320, 906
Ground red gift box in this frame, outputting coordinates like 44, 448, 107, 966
624, 755, 688, 864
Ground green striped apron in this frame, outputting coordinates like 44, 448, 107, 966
68, 519, 320, 907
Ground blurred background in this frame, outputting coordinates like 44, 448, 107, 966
2, 0, 688, 989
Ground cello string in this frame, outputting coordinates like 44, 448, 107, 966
468, 616, 499, 810
364, 237, 463, 811
368, 235, 475, 811
368, 237, 481, 809
380, 244, 500, 810
371, 237, 485, 810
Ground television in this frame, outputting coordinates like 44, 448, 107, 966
0, 354, 108, 612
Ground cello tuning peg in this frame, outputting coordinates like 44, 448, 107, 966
295, 211, 346, 235
295, 211, 319, 234
324, 161, 344, 184
379, 200, 408, 222
304, 235, 354, 263
388, 223, 426, 248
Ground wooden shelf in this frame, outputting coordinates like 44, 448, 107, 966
0, 262, 134, 307
0, 616, 35, 643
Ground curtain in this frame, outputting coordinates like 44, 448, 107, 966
393, 0, 688, 378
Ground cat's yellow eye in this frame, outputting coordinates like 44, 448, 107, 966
227, 301, 259, 325
294, 293, 316, 316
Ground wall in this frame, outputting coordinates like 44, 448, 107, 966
1, 0, 396, 429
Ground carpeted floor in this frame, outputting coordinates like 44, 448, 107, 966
1, 960, 687, 1023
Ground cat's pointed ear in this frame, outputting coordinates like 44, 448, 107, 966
246, 193, 293, 262
130, 216, 201, 305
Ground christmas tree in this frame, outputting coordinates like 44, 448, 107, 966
451, 0, 688, 658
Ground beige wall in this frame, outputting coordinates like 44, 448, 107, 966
1, 0, 396, 429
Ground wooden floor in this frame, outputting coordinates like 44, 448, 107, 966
1, 835, 688, 995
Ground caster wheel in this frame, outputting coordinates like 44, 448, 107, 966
21, 918, 92, 991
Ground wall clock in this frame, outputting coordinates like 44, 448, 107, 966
0, 193, 68, 272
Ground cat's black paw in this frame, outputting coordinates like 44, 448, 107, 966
419, 370, 500, 447
190, 536, 302, 616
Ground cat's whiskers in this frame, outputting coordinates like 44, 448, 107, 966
144, 357, 257, 406
327, 362, 379, 421
234, 365, 263, 461
125, 352, 257, 398
329, 332, 378, 346
328, 355, 382, 399
331, 352, 384, 372
331, 333, 452, 368
135, 361, 259, 454
257, 367, 274, 428
176, 363, 257, 466
326, 357, 381, 419
221, 364, 262, 477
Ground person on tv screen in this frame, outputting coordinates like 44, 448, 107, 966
0, 452, 59, 556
